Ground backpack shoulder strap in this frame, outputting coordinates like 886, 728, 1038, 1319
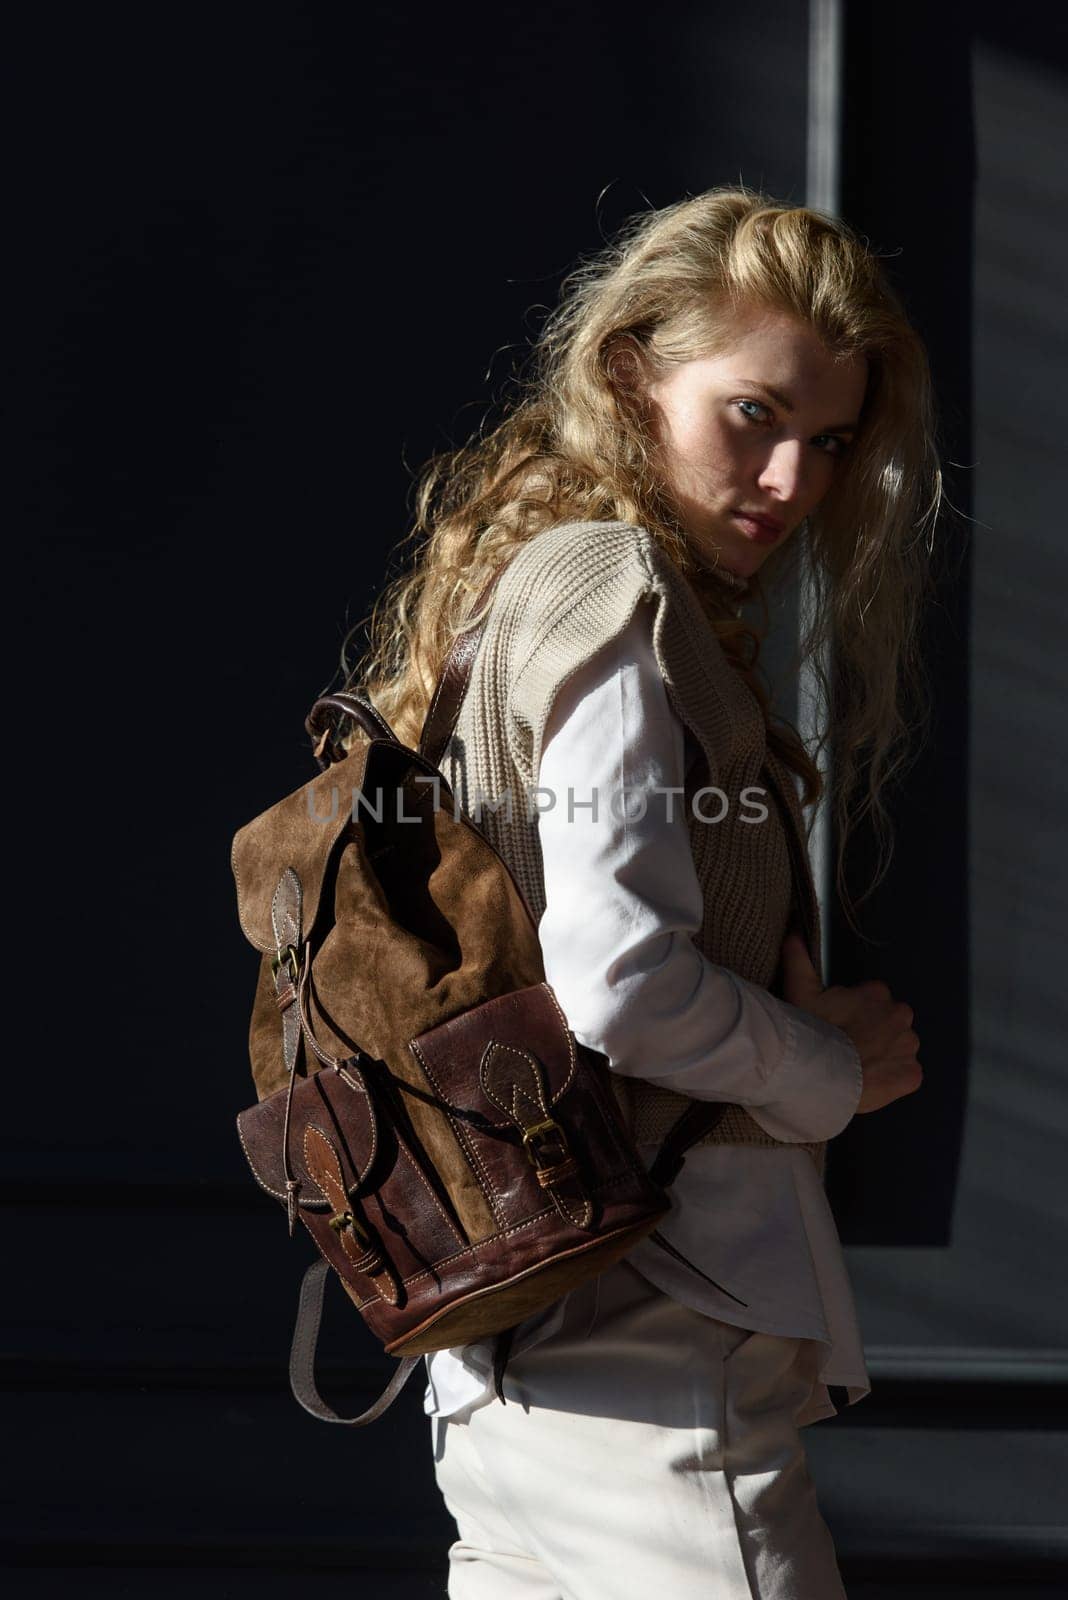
418, 568, 505, 770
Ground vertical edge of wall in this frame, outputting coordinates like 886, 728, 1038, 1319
825, 0, 974, 1246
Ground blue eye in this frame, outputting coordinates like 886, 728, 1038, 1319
736, 400, 851, 459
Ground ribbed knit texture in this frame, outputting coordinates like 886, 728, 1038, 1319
441, 520, 826, 1181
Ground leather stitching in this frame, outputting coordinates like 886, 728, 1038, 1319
387, 1128, 467, 1246
449, 1112, 507, 1228
235, 1112, 328, 1208
355, 1170, 636, 1304
409, 1037, 504, 1226
408, 985, 577, 1130
313, 1064, 379, 1183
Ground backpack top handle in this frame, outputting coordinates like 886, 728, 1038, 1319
304, 690, 400, 770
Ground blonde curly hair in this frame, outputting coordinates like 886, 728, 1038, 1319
337, 184, 946, 925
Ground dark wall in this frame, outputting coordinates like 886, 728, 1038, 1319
11, 2, 816, 1588
16, 1, 812, 1190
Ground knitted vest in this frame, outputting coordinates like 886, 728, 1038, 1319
440, 519, 827, 1183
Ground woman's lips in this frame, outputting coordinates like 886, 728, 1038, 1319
731, 512, 783, 545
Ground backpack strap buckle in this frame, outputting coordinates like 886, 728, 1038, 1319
480, 1045, 593, 1232
271, 943, 301, 985
521, 1116, 569, 1166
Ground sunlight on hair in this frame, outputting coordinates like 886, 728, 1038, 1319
340, 184, 950, 927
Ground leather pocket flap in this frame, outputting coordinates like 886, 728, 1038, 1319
236, 1065, 376, 1210
408, 983, 577, 1127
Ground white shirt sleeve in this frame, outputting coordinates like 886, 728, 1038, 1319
535, 598, 862, 1144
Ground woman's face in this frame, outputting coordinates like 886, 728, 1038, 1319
640, 303, 869, 579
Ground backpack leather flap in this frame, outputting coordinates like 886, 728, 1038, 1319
238, 1056, 468, 1302
408, 982, 577, 1126
231, 742, 372, 953
237, 1062, 377, 1212
407, 982, 613, 1232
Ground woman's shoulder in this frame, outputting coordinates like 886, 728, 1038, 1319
493, 522, 714, 697
489, 518, 702, 647
463, 519, 742, 784
495, 518, 656, 604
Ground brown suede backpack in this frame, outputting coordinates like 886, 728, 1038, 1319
231, 575, 743, 1426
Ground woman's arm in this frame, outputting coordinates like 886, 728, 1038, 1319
536, 598, 862, 1144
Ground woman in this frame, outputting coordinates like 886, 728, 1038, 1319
350, 187, 935, 1598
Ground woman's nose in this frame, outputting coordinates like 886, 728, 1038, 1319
756, 440, 808, 502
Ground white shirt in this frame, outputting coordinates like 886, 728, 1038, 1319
424, 599, 871, 1427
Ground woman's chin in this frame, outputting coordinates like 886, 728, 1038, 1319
689, 530, 762, 581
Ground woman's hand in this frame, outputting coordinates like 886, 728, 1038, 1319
780, 931, 923, 1113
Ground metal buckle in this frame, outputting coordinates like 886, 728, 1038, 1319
271, 943, 301, 983
521, 1117, 569, 1168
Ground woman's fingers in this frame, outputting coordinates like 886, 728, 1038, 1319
782, 950, 924, 1112
802, 977, 923, 1112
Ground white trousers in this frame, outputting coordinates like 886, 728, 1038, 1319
429, 1257, 848, 1600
